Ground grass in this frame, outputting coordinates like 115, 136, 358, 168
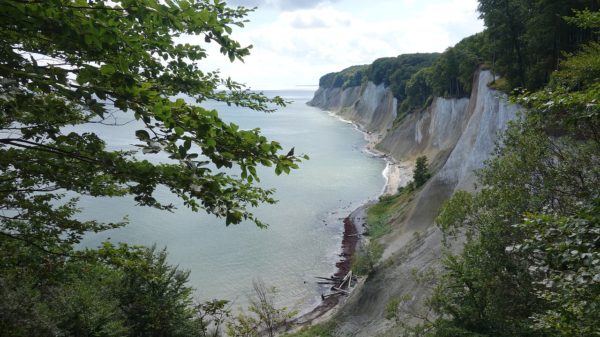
385, 297, 401, 321
366, 189, 414, 239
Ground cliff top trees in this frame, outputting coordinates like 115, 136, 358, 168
478, 0, 597, 89
316, 53, 439, 99
429, 8, 600, 337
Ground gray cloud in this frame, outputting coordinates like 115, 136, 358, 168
289, 12, 350, 29
227, 0, 338, 10
290, 15, 327, 29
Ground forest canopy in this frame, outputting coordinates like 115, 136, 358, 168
412, 6, 600, 337
318, 0, 598, 114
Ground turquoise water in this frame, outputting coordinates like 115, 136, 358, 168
78, 90, 386, 312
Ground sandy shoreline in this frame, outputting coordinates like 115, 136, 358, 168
361, 129, 412, 196
292, 111, 410, 327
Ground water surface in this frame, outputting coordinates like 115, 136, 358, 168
79, 90, 386, 312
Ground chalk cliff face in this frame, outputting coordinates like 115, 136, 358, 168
308, 70, 521, 336
309, 70, 519, 192
434, 70, 520, 191
309, 82, 397, 133
377, 97, 470, 171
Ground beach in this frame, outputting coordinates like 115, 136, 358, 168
293, 111, 410, 326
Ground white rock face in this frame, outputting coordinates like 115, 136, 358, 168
377, 96, 470, 170
310, 70, 520, 191
308, 70, 522, 337
435, 70, 520, 190
308, 82, 397, 133
428, 97, 471, 149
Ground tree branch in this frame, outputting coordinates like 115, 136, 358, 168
0, 138, 101, 164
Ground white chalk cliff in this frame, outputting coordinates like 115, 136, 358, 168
309, 69, 519, 194
308, 69, 521, 336
310, 82, 397, 133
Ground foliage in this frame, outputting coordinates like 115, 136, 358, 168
402, 67, 434, 113
0, 0, 306, 255
385, 298, 401, 321
226, 280, 297, 337
352, 241, 384, 276
367, 54, 439, 100
427, 8, 600, 337
0, 242, 206, 337
116, 245, 198, 337
412, 156, 431, 188
0, 0, 306, 336
478, 0, 596, 89
195, 299, 232, 337
400, 33, 489, 113
368, 190, 413, 239
435, 191, 474, 239
316, 54, 438, 103
0, 258, 128, 337
511, 207, 600, 336
318, 65, 368, 89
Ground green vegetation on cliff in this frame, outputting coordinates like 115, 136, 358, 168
319, 0, 597, 115
394, 8, 600, 337
318, 54, 439, 100
317, 34, 489, 114
319, 64, 369, 89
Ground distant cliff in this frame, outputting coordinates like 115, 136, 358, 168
309, 69, 518, 192
309, 82, 397, 133
308, 69, 520, 336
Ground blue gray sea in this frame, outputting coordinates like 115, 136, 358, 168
78, 89, 386, 312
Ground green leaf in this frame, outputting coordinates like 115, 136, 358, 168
100, 64, 116, 76
135, 130, 150, 141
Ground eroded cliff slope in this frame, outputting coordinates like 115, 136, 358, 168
308, 69, 520, 336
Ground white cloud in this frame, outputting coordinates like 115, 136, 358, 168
193, 0, 484, 89
228, 0, 340, 10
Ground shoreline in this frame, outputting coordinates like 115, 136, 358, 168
292, 110, 407, 326
293, 206, 369, 325
324, 111, 408, 196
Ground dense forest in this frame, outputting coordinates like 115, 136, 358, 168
1, 0, 599, 336
318, 0, 598, 116
419, 7, 600, 337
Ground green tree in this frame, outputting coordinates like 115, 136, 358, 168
226, 280, 297, 337
115, 246, 198, 337
412, 156, 431, 188
402, 67, 434, 113
478, 0, 597, 89
351, 241, 383, 276
387, 53, 439, 101
428, 9, 600, 337
0, 0, 304, 335
477, 0, 528, 87
0, 0, 304, 253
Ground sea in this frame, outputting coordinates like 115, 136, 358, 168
78, 89, 386, 313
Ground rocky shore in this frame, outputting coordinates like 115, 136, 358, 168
293, 129, 402, 326
294, 205, 369, 325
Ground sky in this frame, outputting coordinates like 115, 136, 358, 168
191, 0, 485, 89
